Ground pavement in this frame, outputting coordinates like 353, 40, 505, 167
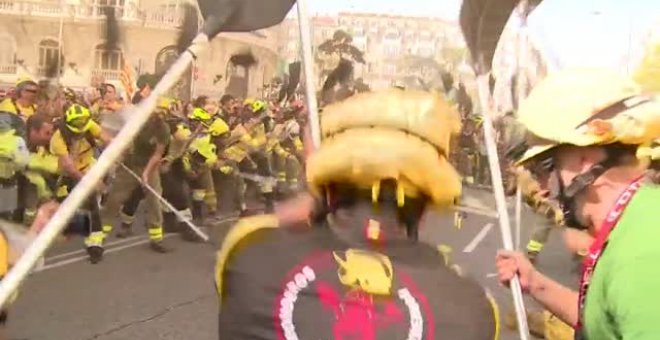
6, 188, 580, 340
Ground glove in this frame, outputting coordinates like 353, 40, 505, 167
220, 165, 233, 174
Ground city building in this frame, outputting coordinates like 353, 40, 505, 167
279, 12, 464, 89
0, 0, 285, 100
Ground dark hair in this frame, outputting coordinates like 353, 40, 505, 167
26, 113, 53, 132
326, 180, 427, 241
220, 94, 234, 105
100, 83, 116, 96
193, 95, 208, 108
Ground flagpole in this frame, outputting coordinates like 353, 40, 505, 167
295, 0, 321, 148
477, 74, 530, 340
56, 0, 64, 81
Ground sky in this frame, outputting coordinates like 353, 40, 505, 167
289, 0, 660, 74
527, 0, 660, 73
289, 0, 461, 20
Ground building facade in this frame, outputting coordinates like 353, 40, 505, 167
279, 12, 464, 89
0, 0, 285, 100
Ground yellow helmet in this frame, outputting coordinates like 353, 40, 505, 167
190, 136, 218, 166
16, 76, 35, 87
517, 68, 660, 164
208, 118, 229, 137
250, 100, 266, 113
188, 107, 212, 122
65, 104, 93, 133
306, 89, 462, 207
157, 97, 175, 110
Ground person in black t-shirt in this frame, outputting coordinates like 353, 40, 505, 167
215, 89, 499, 340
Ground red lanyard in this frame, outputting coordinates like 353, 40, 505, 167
575, 176, 645, 331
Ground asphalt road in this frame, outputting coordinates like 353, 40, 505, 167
7, 188, 579, 340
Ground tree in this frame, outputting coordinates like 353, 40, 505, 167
396, 55, 446, 90
315, 30, 366, 86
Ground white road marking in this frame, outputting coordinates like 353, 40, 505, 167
486, 273, 498, 278
463, 223, 494, 253
36, 235, 176, 272
46, 235, 144, 262
38, 216, 239, 273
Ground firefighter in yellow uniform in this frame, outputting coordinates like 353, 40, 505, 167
49, 104, 112, 263
208, 118, 252, 216
187, 107, 219, 218
0, 77, 38, 121
215, 89, 499, 339
21, 114, 60, 225
0, 112, 30, 220
183, 136, 219, 224
234, 100, 275, 212
276, 115, 303, 195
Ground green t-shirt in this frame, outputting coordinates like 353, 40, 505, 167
127, 118, 170, 167
584, 184, 660, 340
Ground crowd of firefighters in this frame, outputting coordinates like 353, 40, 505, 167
0, 74, 306, 264
1, 63, 659, 340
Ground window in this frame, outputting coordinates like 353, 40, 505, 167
95, 0, 125, 16
38, 39, 60, 69
95, 44, 123, 70
383, 45, 399, 58
0, 36, 14, 64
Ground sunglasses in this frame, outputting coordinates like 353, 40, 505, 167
24, 88, 38, 93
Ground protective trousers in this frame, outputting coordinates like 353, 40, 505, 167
526, 219, 553, 255
56, 177, 104, 248
101, 164, 164, 242
161, 167, 194, 230
249, 151, 274, 212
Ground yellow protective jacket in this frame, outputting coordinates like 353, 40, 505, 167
0, 130, 29, 180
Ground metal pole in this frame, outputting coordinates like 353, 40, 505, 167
476, 74, 530, 340
56, 0, 64, 81
295, 0, 321, 148
118, 163, 209, 242
515, 187, 522, 249
0, 33, 210, 309
514, 0, 529, 251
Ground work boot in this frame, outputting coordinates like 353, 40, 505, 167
162, 212, 180, 234
115, 223, 134, 238
192, 201, 205, 222
263, 192, 275, 213
149, 240, 173, 253
86, 246, 104, 264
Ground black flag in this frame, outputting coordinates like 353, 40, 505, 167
176, 3, 199, 54
286, 62, 301, 100
197, 0, 296, 39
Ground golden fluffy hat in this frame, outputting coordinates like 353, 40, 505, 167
306, 88, 462, 207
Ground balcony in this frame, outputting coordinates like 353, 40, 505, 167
0, 64, 17, 74
92, 69, 120, 81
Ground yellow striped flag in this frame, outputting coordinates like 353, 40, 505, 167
120, 58, 136, 99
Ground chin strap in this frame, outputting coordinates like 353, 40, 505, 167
556, 146, 628, 229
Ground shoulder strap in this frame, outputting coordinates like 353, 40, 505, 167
215, 214, 280, 305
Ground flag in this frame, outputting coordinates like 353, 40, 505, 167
197, 0, 296, 38
120, 58, 136, 99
